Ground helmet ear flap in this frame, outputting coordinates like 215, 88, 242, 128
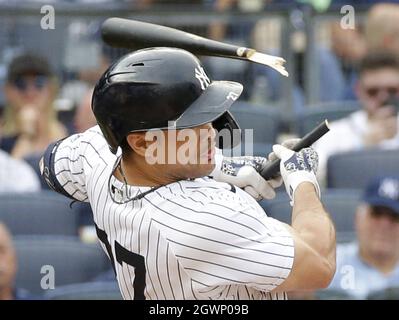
212, 111, 241, 149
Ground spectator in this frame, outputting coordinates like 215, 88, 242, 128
314, 51, 399, 182
365, 3, 399, 55
330, 21, 366, 99
0, 53, 67, 159
0, 222, 33, 300
328, 175, 399, 299
73, 87, 96, 133
0, 149, 40, 193
341, 2, 399, 99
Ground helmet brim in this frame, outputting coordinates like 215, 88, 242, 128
173, 81, 243, 129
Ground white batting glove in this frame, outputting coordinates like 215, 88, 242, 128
266, 138, 301, 185
268, 138, 301, 163
272, 144, 321, 205
211, 156, 282, 201
211, 139, 301, 201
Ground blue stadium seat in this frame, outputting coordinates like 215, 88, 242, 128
297, 100, 360, 136
44, 281, 122, 300
367, 287, 399, 300
0, 191, 79, 236
260, 189, 361, 243
315, 288, 354, 300
229, 102, 281, 145
327, 149, 399, 189
14, 236, 110, 296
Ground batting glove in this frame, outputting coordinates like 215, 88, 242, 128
272, 144, 321, 205
211, 155, 282, 200
211, 138, 302, 200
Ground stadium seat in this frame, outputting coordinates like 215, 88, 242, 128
229, 102, 281, 145
44, 281, 122, 300
0, 191, 79, 236
260, 189, 361, 242
14, 236, 110, 296
367, 287, 399, 300
315, 288, 354, 300
327, 149, 399, 189
297, 100, 360, 136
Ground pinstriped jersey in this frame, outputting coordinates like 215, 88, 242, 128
44, 126, 295, 300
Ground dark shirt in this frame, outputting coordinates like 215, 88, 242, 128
0, 135, 18, 154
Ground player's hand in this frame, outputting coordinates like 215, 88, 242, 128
211, 139, 301, 200
272, 144, 321, 205
212, 156, 282, 201
268, 138, 301, 161
265, 137, 302, 184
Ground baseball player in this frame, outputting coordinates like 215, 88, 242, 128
40, 48, 336, 300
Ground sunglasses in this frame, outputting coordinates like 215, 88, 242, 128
370, 206, 399, 223
364, 86, 399, 98
12, 75, 48, 91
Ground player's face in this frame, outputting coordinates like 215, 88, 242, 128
160, 122, 217, 179
357, 68, 399, 116
356, 205, 399, 260
0, 225, 17, 291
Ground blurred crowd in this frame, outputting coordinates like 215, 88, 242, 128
1, 0, 399, 300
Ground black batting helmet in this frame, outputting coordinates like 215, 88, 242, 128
92, 47, 243, 154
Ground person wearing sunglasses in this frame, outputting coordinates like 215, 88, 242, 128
0, 53, 67, 160
314, 51, 399, 184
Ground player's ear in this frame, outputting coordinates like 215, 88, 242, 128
126, 133, 148, 157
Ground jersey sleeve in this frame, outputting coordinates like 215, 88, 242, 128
41, 126, 114, 202
159, 188, 295, 297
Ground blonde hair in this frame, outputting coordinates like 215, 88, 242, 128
2, 77, 65, 139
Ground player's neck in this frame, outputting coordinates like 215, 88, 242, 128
117, 156, 179, 187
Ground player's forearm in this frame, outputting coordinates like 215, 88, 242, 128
292, 182, 336, 275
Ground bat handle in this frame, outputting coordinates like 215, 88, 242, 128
260, 120, 330, 180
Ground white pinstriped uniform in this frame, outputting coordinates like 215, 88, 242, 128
48, 126, 294, 300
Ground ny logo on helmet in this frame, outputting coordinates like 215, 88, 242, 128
227, 92, 240, 101
195, 66, 211, 90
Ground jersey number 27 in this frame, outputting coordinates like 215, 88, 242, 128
95, 224, 146, 300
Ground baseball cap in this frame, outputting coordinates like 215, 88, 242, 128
6, 53, 53, 82
362, 176, 399, 215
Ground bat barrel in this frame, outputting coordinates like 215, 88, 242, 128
101, 17, 240, 58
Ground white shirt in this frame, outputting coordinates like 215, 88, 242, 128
0, 150, 41, 193
46, 126, 294, 300
313, 110, 399, 185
